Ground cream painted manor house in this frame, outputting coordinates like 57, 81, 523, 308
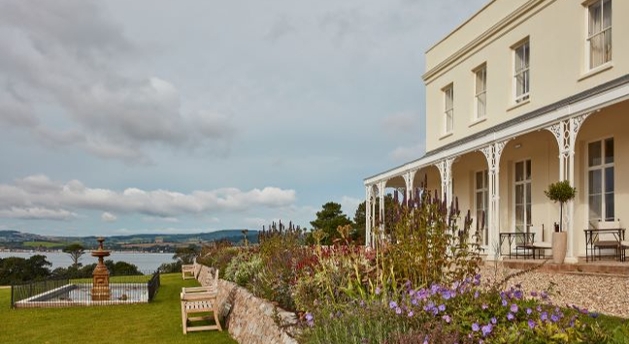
364, 0, 627, 263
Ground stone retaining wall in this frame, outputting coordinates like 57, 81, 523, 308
196, 265, 298, 344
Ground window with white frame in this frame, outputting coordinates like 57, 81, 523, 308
513, 40, 530, 103
474, 65, 487, 119
588, 0, 612, 69
444, 84, 454, 133
588, 138, 614, 222
475, 170, 488, 245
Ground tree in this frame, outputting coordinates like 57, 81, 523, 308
173, 244, 199, 265
0, 255, 52, 284
310, 202, 352, 245
352, 201, 366, 244
63, 243, 85, 268
544, 180, 577, 232
352, 194, 398, 242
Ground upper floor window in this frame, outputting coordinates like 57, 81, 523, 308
513, 40, 530, 103
474, 65, 487, 119
443, 84, 454, 133
588, 0, 612, 69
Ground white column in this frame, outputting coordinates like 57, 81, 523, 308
480, 141, 508, 259
378, 181, 386, 238
546, 113, 590, 262
436, 158, 455, 205
404, 171, 414, 204
365, 185, 372, 248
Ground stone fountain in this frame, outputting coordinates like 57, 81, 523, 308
91, 237, 111, 301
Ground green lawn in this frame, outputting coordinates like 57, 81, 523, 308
0, 273, 237, 344
22, 241, 66, 248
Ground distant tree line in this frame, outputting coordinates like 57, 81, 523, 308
0, 255, 143, 285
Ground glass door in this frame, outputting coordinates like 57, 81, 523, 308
514, 160, 532, 240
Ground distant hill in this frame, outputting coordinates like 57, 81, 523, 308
0, 229, 259, 252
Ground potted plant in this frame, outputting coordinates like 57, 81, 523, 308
544, 180, 577, 264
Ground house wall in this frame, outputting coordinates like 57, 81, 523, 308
424, 0, 629, 153
572, 101, 629, 256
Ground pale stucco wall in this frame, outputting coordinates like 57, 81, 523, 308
424, 0, 629, 153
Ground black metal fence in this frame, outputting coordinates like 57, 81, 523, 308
11, 271, 161, 308
147, 270, 160, 301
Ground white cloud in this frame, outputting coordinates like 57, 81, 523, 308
0, 175, 297, 220
0, 207, 76, 221
101, 212, 117, 222
143, 216, 180, 223
0, 0, 237, 163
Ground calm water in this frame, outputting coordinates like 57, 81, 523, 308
0, 251, 175, 272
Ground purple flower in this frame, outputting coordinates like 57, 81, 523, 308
389, 301, 398, 309
305, 313, 314, 327
375, 287, 381, 295
540, 312, 548, 321
501, 299, 508, 307
408, 311, 414, 317
510, 304, 519, 313
395, 307, 402, 315
530, 291, 538, 297
514, 290, 523, 300
442, 314, 451, 323
528, 319, 536, 329
481, 324, 492, 337
482, 303, 488, 310
474, 291, 479, 299
472, 323, 480, 332
491, 317, 497, 325
438, 304, 446, 312
442, 290, 452, 300
507, 313, 514, 321
551, 314, 559, 323
526, 308, 532, 315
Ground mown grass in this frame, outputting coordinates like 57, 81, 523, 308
0, 273, 237, 344
22, 241, 66, 248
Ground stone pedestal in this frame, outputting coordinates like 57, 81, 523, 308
91, 237, 111, 301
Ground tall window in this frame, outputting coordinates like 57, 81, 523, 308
588, 0, 612, 69
588, 138, 614, 222
444, 85, 454, 133
474, 65, 487, 119
513, 40, 530, 103
475, 170, 488, 245
514, 160, 532, 235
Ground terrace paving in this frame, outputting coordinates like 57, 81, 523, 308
481, 260, 629, 318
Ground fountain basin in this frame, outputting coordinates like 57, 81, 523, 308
14, 283, 149, 308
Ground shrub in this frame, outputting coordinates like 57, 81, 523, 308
251, 221, 309, 311
223, 250, 262, 287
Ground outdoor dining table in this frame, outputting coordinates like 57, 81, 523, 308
499, 232, 536, 259
584, 227, 625, 262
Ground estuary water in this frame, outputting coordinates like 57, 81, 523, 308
0, 251, 175, 273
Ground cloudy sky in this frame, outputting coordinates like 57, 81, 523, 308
0, 0, 487, 237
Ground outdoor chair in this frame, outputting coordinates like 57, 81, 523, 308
594, 220, 622, 261
181, 264, 195, 279
180, 268, 222, 334
530, 225, 552, 258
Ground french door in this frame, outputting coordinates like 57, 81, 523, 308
514, 160, 532, 235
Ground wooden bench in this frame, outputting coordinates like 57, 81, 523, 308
181, 264, 195, 279
180, 268, 222, 334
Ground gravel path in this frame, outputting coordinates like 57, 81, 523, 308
480, 263, 629, 318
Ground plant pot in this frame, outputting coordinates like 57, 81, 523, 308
552, 232, 567, 264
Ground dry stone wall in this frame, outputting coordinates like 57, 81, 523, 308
197, 265, 299, 344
